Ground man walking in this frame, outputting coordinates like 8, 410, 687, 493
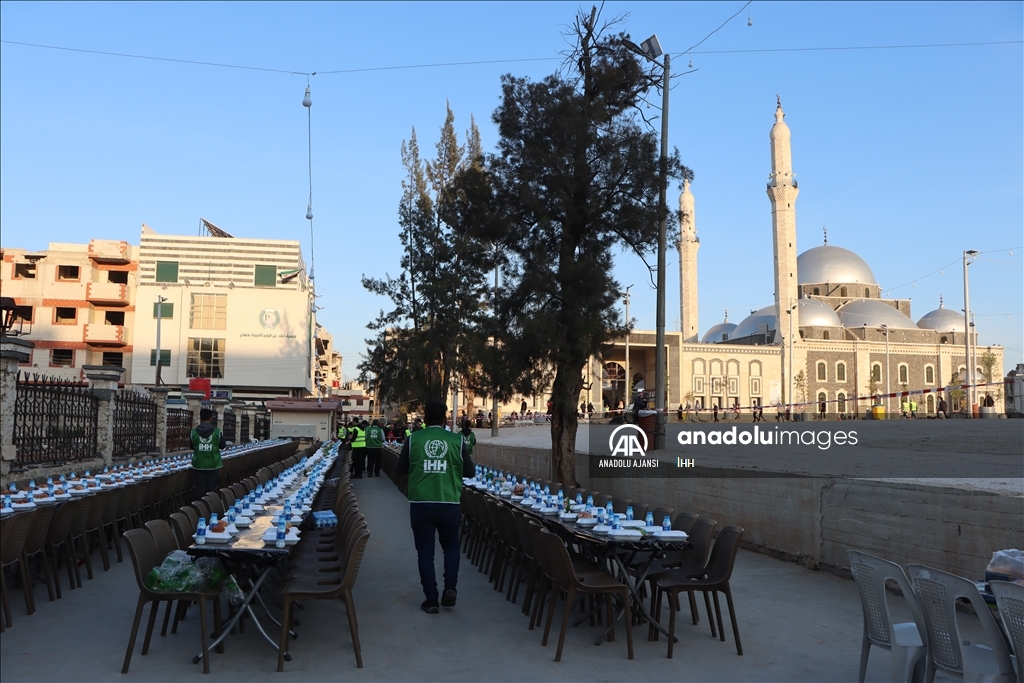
397, 401, 474, 614
191, 408, 225, 497
350, 420, 367, 479
365, 419, 385, 477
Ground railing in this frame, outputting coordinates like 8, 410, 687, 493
112, 388, 157, 457
166, 408, 193, 453
222, 409, 237, 444
13, 373, 98, 465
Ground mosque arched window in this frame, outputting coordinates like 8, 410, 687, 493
836, 362, 846, 382
813, 287, 820, 295
816, 362, 826, 381
840, 287, 848, 297
871, 364, 882, 382
926, 394, 935, 413
864, 288, 870, 298
898, 364, 909, 384
925, 365, 935, 384
940, 336, 948, 344
822, 331, 830, 340
837, 392, 847, 413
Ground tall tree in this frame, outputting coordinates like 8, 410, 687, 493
359, 105, 491, 411
460, 8, 690, 484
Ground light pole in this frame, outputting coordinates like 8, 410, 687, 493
624, 34, 669, 449
962, 249, 978, 417
623, 285, 633, 408
878, 324, 890, 418
786, 299, 797, 417
491, 248, 500, 437
154, 295, 167, 386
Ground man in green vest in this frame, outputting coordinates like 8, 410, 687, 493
191, 408, 225, 497
397, 400, 474, 614
365, 419, 385, 477
350, 420, 367, 478
460, 419, 476, 457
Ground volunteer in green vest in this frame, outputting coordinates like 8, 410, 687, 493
350, 420, 367, 479
397, 400, 474, 614
191, 408, 226, 497
460, 419, 476, 457
365, 419, 385, 477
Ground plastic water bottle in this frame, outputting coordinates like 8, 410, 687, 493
3, 495, 11, 509
544, 485, 550, 496
557, 490, 564, 508
210, 512, 218, 527
275, 519, 287, 549
605, 501, 614, 519
47, 483, 54, 497
626, 505, 634, 521
575, 493, 583, 505
29, 479, 36, 489
611, 514, 621, 531
586, 495, 594, 507
46, 476, 53, 485
284, 501, 292, 519
646, 511, 655, 527
196, 518, 207, 544
662, 516, 672, 532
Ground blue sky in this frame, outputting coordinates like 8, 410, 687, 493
2, 1, 1022, 378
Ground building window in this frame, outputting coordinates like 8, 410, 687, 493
51, 349, 74, 367
813, 287, 820, 295
153, 302, 174, 318
822, 330, 830, 340
836, 362, 846, 382
102, 351, 124, 367
871, 363, 882, 382
254, 265, 277, 287
107, 270, 128, 284
864, 288, 870, 298
816, 362, 826, 381
155, 261, 179, 283
104, 311, 125, 326
925, 365, 935, 384
186, 338, 225, 378
898, 364, 908, 384
13, 263, 36, 279
190, 294, 227, 330
940, 336, 948, 344
57, 265, 80, 281
150, 349, 171, 367
838, 392, 847, 413
799, 330, 805, 339
13, 305, 33, 323
926, 394, 935, 413
54, 307, 77, 324
817, 392, 827, 408
840, 287, 847, 297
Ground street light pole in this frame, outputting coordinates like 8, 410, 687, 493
491, 254, 500, 437
155, 296, 167, 386
879, 324, 890, 418
787, 299, 796, 417
654, 52, 670, 450
623, 285, 632, 407
962, 249, 978, 417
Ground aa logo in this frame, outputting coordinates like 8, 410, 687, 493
608, 424, 648, 458
424, 439, 449, 459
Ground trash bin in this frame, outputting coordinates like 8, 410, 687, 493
870, 405, 886, 420
637, 413, 656, 450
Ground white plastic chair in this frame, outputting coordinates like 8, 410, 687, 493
848, 550, 928, 682
988, 581, 1023, 683
907, 564, 1016, 682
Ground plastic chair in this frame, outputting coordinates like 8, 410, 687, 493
121, 529, 222, 674
847, 550, 928, 683
201, 493, 225, 517
673, 511, 700, 534
190, 499, 211, 523
1, 511, 37, 630
20, 504, 57, 613
649, 507, 676, 527
655, 525, 746, 657
46, 497, 84, 598
168, 513, 194, 550
907, 564, 1015, 682
988, 581, 1023, 683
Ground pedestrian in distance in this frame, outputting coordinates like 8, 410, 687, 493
192, 408, 226, 497
819, 400, 826, 421
365, 419, 385, 477
713, 404, 719, 423
397, 400, 475, 614
350, 420, 367, 479
937, 397, 948, 419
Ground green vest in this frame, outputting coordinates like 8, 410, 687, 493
366, 425, 385, 448
351, 426, 366, 448
461, 430, 476, 455
191, 427, 223, 470
406, 427, 464, 503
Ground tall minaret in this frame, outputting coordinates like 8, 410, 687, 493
767, 97, 799, 346
678, 178, 700, 342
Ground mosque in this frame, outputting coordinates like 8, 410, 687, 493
583, 100, 1004, 418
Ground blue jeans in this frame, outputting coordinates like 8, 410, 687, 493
409, 502, 461, 601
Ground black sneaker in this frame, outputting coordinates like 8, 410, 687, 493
441, 588, 457, 607
421, 599, 439, 614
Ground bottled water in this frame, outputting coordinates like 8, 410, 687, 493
611, 514, 620, 531
557, 490, 564, 507
210, 513, 218, 527
3, 495, 11, 509
605, 501, 614, 518
662, 516, 672, 532
276, 519, 287, 548
196, 518, 207, 544
646, 511, 655, 527
626, 505, 634, 521
575, 493, 583, 505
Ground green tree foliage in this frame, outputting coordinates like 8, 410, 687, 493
359, 105, 492, 410
458, 8, 690, 484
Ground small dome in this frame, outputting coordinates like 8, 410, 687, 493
837, 299, 917, 329
731, 305, 778, 340
798, 245, 877, 285
917, 305, 965, 333
798, 298, 843, 327
702, 322, 737, 343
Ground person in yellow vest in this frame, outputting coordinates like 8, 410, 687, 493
397, 400, 474, 613
350, 420, 367, 479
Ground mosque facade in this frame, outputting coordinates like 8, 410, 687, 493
585, 101, 1005, 418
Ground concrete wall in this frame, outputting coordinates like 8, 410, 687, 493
472, 442, 1024, 577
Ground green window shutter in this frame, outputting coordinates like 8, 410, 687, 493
254, 265, 277, 287
149, 349, 171, 366
155, 261, 179, 283
152, 302, 174, 318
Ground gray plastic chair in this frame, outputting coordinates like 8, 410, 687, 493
988, 581, 1023, 683
907, 564, 1015, 682
847, 550, 928, 682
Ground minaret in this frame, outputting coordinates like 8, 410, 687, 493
767, 98, 799, 345
678, 178, 700, 342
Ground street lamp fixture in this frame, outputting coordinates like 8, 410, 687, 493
877, 324, 890, 418
962, 250, 978, 417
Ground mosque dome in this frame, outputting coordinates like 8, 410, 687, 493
797, 298, 843, 327
836, 299, 917, 329
731, 305, 778, 340
917, 304, 966, 333
797, 245, 877, 285
702, 321, 737, 344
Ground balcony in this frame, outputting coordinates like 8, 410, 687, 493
84, 324, 128, 346
86, 281, 129, 306
88, 239, 132, 264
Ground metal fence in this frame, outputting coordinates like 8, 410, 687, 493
222, 409, 237, 444
166, 408, 193, 453
13, 373, 98, 465
112, 388, 157, 458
